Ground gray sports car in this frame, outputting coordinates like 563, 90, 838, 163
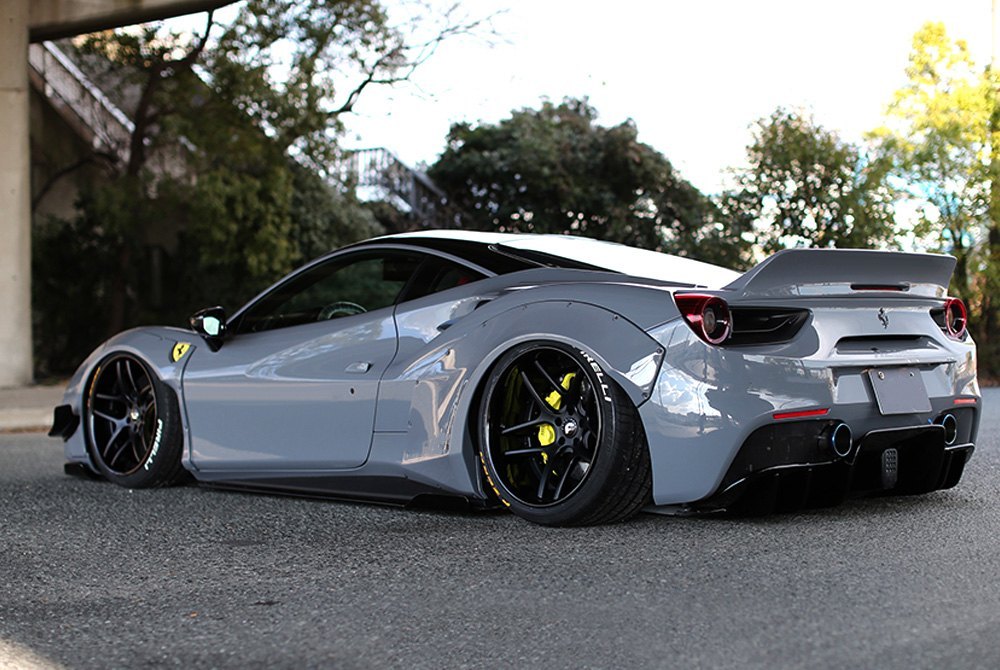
50, 231, 980, 525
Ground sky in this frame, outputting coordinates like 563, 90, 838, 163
336, 0, 995, 194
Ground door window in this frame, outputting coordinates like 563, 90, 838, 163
235, 251, 423, 334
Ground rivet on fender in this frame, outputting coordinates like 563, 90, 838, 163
170, 342, 191, 363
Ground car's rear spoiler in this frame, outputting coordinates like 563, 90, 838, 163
723, 248, 956, 298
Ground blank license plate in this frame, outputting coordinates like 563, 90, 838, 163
867, 367, 931, 415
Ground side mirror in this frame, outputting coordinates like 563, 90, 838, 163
190, 306, 228, 352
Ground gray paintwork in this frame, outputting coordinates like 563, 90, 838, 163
57, 232, 981, 509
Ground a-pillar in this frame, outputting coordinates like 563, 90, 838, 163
0, 0, 32, 387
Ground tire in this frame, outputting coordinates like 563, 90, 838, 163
84, 352, 186, 488
478, 341, 651, 526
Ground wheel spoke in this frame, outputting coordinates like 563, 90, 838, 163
105, 431, 132, 467
533, 358, 564, 395
519, 371, 549, 411
103, 422, 126, 451
553, 457, 580, 500
113, 360, 127, 396
95, 393, 123, 403
504, 447, 546, 457
93, 409, 123, 423
122, 360, 140, 397
536, 465, 551, 502
130, 434, 144, 463
501, 417, 548, 436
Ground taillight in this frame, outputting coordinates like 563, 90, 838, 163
675, 293, 732, 344
943, 297, 967, 339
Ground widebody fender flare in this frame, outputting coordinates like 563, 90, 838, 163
58, 326, 198, 468
433, 300, 665, 496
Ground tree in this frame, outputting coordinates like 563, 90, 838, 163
428, 98, 749, 268
210, 0, 484, 172
724, 108, 897, 254
869, 22, 996, 367
32, 1, 481, 375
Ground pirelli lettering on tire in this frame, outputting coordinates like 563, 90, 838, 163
479, 451, 511, 507
144, 419, 164, 471
579, 350, 612, 402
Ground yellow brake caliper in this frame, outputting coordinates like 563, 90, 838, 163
536, 372, 577, 462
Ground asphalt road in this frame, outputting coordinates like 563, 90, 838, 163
2, 390, 999, 669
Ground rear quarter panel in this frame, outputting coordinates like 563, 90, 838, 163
369, 282, 673, 498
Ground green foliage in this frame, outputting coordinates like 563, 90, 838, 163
184, 165, 297, 301
32, 184, 143, 377
429, 98, 749, 268
210, 0, 402, 170
31, 218, 108, 378
724, 108, 897, 253
288, 164, 382, 261
869, 21, 999, 375
870, 22, 992, 299
32, 1, 441, 374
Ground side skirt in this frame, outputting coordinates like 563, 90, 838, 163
199, 475, 494, 511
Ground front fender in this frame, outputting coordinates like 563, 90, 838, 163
57, 326, 198, 469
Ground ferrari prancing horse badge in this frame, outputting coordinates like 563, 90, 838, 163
170, 342, 191, 363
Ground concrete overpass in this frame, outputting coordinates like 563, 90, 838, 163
1, 0, 233, 387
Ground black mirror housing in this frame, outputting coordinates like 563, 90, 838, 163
190, 306, 228, 351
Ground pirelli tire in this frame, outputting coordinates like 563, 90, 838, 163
83, 352, 186, 488
478, 341, 652, 526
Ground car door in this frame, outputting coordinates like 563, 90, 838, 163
182, 249, 424, 471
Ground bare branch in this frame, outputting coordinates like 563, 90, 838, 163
326, 2, 503, 116
32, 152, 118, 209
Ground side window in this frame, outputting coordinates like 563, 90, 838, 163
236, 251, 423, 334
400, 257, 486, 303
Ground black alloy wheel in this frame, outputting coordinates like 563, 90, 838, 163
85, 353, 184, 488
479, 342, 651, 526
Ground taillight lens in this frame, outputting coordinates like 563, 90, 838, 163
675, 294, 732, 344
944, 297, 967, 339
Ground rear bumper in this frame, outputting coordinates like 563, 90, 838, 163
695, 421, 973, 513
641, 318, 979, 506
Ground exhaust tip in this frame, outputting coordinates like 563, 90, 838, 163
824, 422, 853, 459
935, 413, 958, 445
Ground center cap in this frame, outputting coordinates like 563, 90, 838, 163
564, 419, 578, 436
129, 408, 140, 422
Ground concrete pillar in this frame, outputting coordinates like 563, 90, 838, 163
0, 0, 33, 387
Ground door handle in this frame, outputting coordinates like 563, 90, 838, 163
345, 361, 372, 373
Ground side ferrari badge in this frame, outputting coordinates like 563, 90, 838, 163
170, 342, 191, 363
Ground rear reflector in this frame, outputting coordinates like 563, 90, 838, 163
773, 408, 830, 420
953, 397, 977, 406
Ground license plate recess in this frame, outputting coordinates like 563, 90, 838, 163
867, 367, 931, 415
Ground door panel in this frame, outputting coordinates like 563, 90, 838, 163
183, 310, 398, 471
181, 249, 427, 472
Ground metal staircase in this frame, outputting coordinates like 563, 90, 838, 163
30, 41, 455, 229
28, 40, 133, 165
343, 148, 456, 228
